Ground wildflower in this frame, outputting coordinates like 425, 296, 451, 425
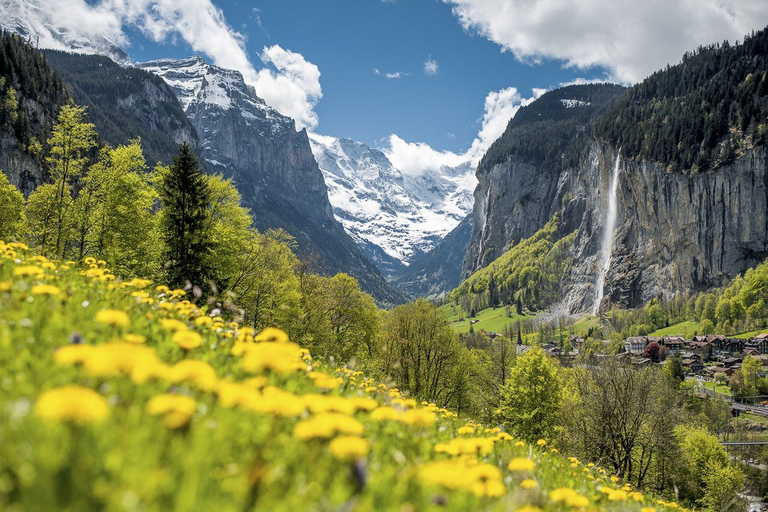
515, 507, 542, 512
168, 360, 217, 390
329, 436, 369, 460
122, 333, 146, 344
195, 316, 213, 327
520, 479, 538, 489
536, 439, 547, 447
13, 265, 43, 278
240, 341, 304, 374
549, 488, 590, 508
95, 309, 130, 328
250, 387, 305, 417
35, 386, 109, 424
156, 285, 170, 294
216, 381, 260, 408
173, 330, 203, 350
254, 327, 289, 343
293, 413, 365, 440
160, 318, 188, 332
607, 489, 628, 501
370, 406, 399, 421
514, 441, 526, 447
309, 371, 343, 390
0, 280, 11, 291
467, 464, 504, 497
641, 508, 657, 512
84, 257, 96, 265
457, 425, 475, 435
508, 457, 535, 472
399, 408, 436, 426
31, 284, 61, 296
146, 394, 196, 429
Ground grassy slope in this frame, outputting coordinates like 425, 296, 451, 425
0, 241, 685, 511
439, 304, 533, 334
649, 320, 768, 339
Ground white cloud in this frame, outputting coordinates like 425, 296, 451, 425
423, 56, 439, 76
383, 86, 541, 176
443, 0, 768, 83
255, 45, 322, 130
6, 0, 322, 129
385, 71, 409, 79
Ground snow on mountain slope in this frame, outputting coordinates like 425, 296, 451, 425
0, 0, 128, 63
309, 133, 475, 273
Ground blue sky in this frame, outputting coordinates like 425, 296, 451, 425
30, 0, 768, 170
122, 0, 606, 153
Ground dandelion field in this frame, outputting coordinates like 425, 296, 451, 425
0, 241, 684, 511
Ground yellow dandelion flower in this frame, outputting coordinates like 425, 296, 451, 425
516, 507, 542, 512
641, 508, 656, 512
550, 488, 590, 508
254, 327, 290, 343
122, 333, 146, 344
536, 439, 547, 446
250, 387, 305, 417
147, 394, 196, 429
84, 257, 96, 265
370, 406, 400, 421
520, 479, 538, 489
329, 436, 369, 460
31, 284, 60, 296
172, 330, 203, 350
607, 489, 628, 501
13, 265, 44, 278
399, 408, 436, 426
0, 280, 12, 292
293, 413, 365, 440
240, 341, 304, 374
35, 386, 109, 424
95, 309, 130, 328
508, 457, 535, 472
457, 425, 475, 435
168, 360, 217, 390
160, 318, 188, 332
514, 441, 526, 447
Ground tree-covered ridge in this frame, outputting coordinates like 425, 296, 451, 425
0, 31, 67, 160
479, 84, 626, 173
449, 214, 576, 315
43, 50, 198, 167
596, 26, 768, 173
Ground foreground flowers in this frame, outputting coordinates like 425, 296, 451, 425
0, 243, 687, 511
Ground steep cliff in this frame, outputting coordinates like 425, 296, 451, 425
462, 29, 768, 314
43, 51, 199, 166
139, 58, 404, 305
0, 32, 68, 195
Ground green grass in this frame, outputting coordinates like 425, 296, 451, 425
439, 304, 532, 334
701, 380, 733, 397
648, 321, 699, 337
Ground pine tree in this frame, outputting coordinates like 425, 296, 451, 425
159, 142, 213, 291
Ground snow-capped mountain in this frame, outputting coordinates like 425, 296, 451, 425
309, 134, 475, 276
0, 0, 128, 63
138, 57, 405, 304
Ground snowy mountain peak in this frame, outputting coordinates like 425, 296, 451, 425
309, 133, 475, 274
0, 0, 128, 63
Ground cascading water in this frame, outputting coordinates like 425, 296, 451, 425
591, 152, 621, 315
475, 187, 492, 268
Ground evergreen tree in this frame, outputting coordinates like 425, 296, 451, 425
0, 171, 25, 240
159, 142, 213, 291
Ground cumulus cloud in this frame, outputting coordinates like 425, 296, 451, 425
255, 45, 322, 129
423, 56, 439, 76
443, 0, 768, 83
6, 0, 322, 129
384, 86, 543, 176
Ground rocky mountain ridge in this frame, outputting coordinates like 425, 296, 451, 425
139, 57, 405, 305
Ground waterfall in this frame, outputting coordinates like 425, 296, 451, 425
591, 152, 621, 315
475, 187, 492, 268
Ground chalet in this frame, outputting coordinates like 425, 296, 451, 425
625, 337, 647, 355
661, 336, 685, 354
747, 334, 768, 354
687, 341, 714, 362
706, 365, 735, 377
682, 352, 702, 362
722, 357, 742, 368
682, 358, 704, 373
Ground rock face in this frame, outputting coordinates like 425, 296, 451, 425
308, 133, 474, 278
139, 58, 404, 305
464, 135, 768, 313
44, 51, 199, 167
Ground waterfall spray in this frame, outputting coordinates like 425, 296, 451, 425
591, 152, 621, 315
